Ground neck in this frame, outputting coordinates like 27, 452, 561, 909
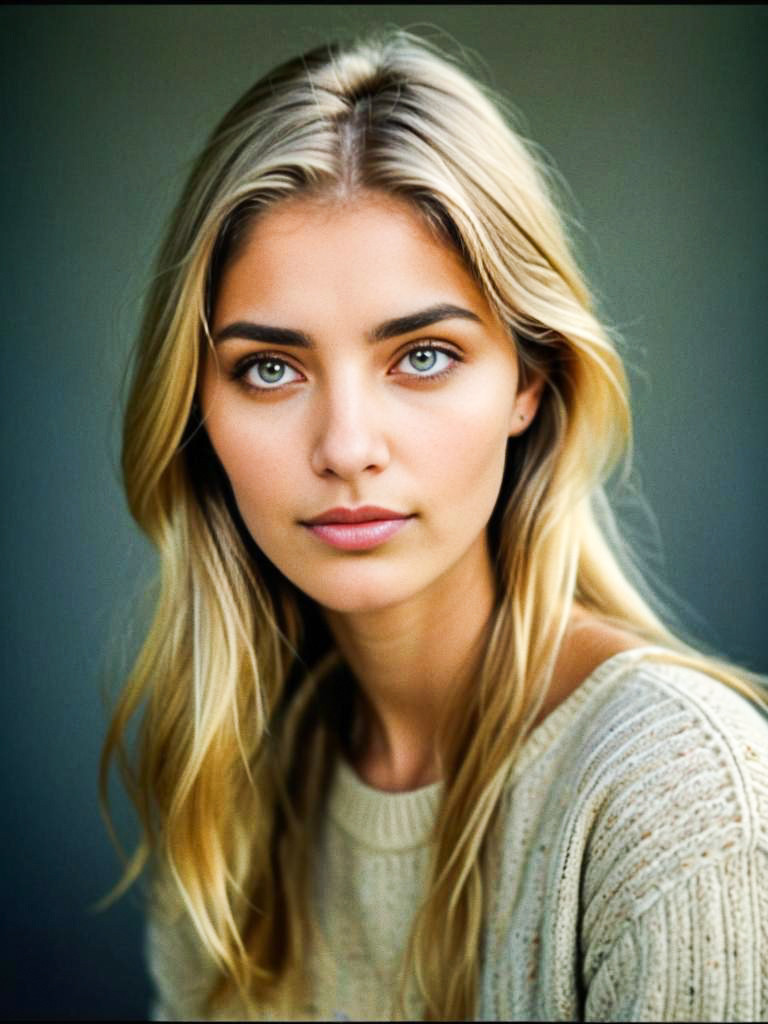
322, 534, 496, 792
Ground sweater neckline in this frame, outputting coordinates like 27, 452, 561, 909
328, 645, 667, 851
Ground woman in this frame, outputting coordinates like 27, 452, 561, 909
101, 30, 768, 1021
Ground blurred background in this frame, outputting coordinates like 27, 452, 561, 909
2, 5, 766, 1018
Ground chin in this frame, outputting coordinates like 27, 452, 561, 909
293, 565, 419, 616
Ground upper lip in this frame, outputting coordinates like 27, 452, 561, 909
303, 506, 409, 525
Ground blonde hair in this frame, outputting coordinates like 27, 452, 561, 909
101, 29, 768, 1021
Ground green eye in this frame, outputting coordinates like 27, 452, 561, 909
241, 357, 302, 390
395, 345, 457, 377
408, 349, 438, 372
257, 359, 287, 384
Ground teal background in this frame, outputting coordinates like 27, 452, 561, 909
2, 5, 765, 1018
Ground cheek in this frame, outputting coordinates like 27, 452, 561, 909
238, 454, 296, 518
206, 411, 298, 522
423, 385, 512, 481
416, 397, 513, 528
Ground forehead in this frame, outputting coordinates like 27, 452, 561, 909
212, 191, 492, 327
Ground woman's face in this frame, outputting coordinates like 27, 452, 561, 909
201, 191, 541, 615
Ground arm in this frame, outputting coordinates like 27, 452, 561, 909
584, 846, 767, 1021
145, 904, 218, 1021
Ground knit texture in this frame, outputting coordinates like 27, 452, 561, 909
147, 648, 768, 1020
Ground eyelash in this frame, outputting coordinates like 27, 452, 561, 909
230, 341, 463, 394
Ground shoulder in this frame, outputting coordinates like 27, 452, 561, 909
560, 654, 768, 1017
563, 651, 768, 842
550, 650, 768, 919
574, 651, 768, 788
490, 645, 768, 1019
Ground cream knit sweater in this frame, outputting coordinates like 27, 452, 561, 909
147, 648, 768, 1021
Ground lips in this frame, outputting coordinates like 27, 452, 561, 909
303, 506, 408, 526
301, 507, 413, 551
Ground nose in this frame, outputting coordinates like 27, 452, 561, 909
309, 374, 390, 480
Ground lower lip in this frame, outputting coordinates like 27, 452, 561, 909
304, 517, 411, 551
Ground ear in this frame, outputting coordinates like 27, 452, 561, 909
508, 372, 544, 437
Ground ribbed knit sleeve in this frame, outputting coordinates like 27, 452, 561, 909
574, 663, 768, 1021
145, 893, 219, 1021
481, 655, 768, 1022
561, 659, 768, 1019
584, 848, 767, 1020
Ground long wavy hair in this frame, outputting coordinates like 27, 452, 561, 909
101, 29, 768, 1021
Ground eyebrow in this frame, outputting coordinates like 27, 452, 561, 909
212, 302, 482, 348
